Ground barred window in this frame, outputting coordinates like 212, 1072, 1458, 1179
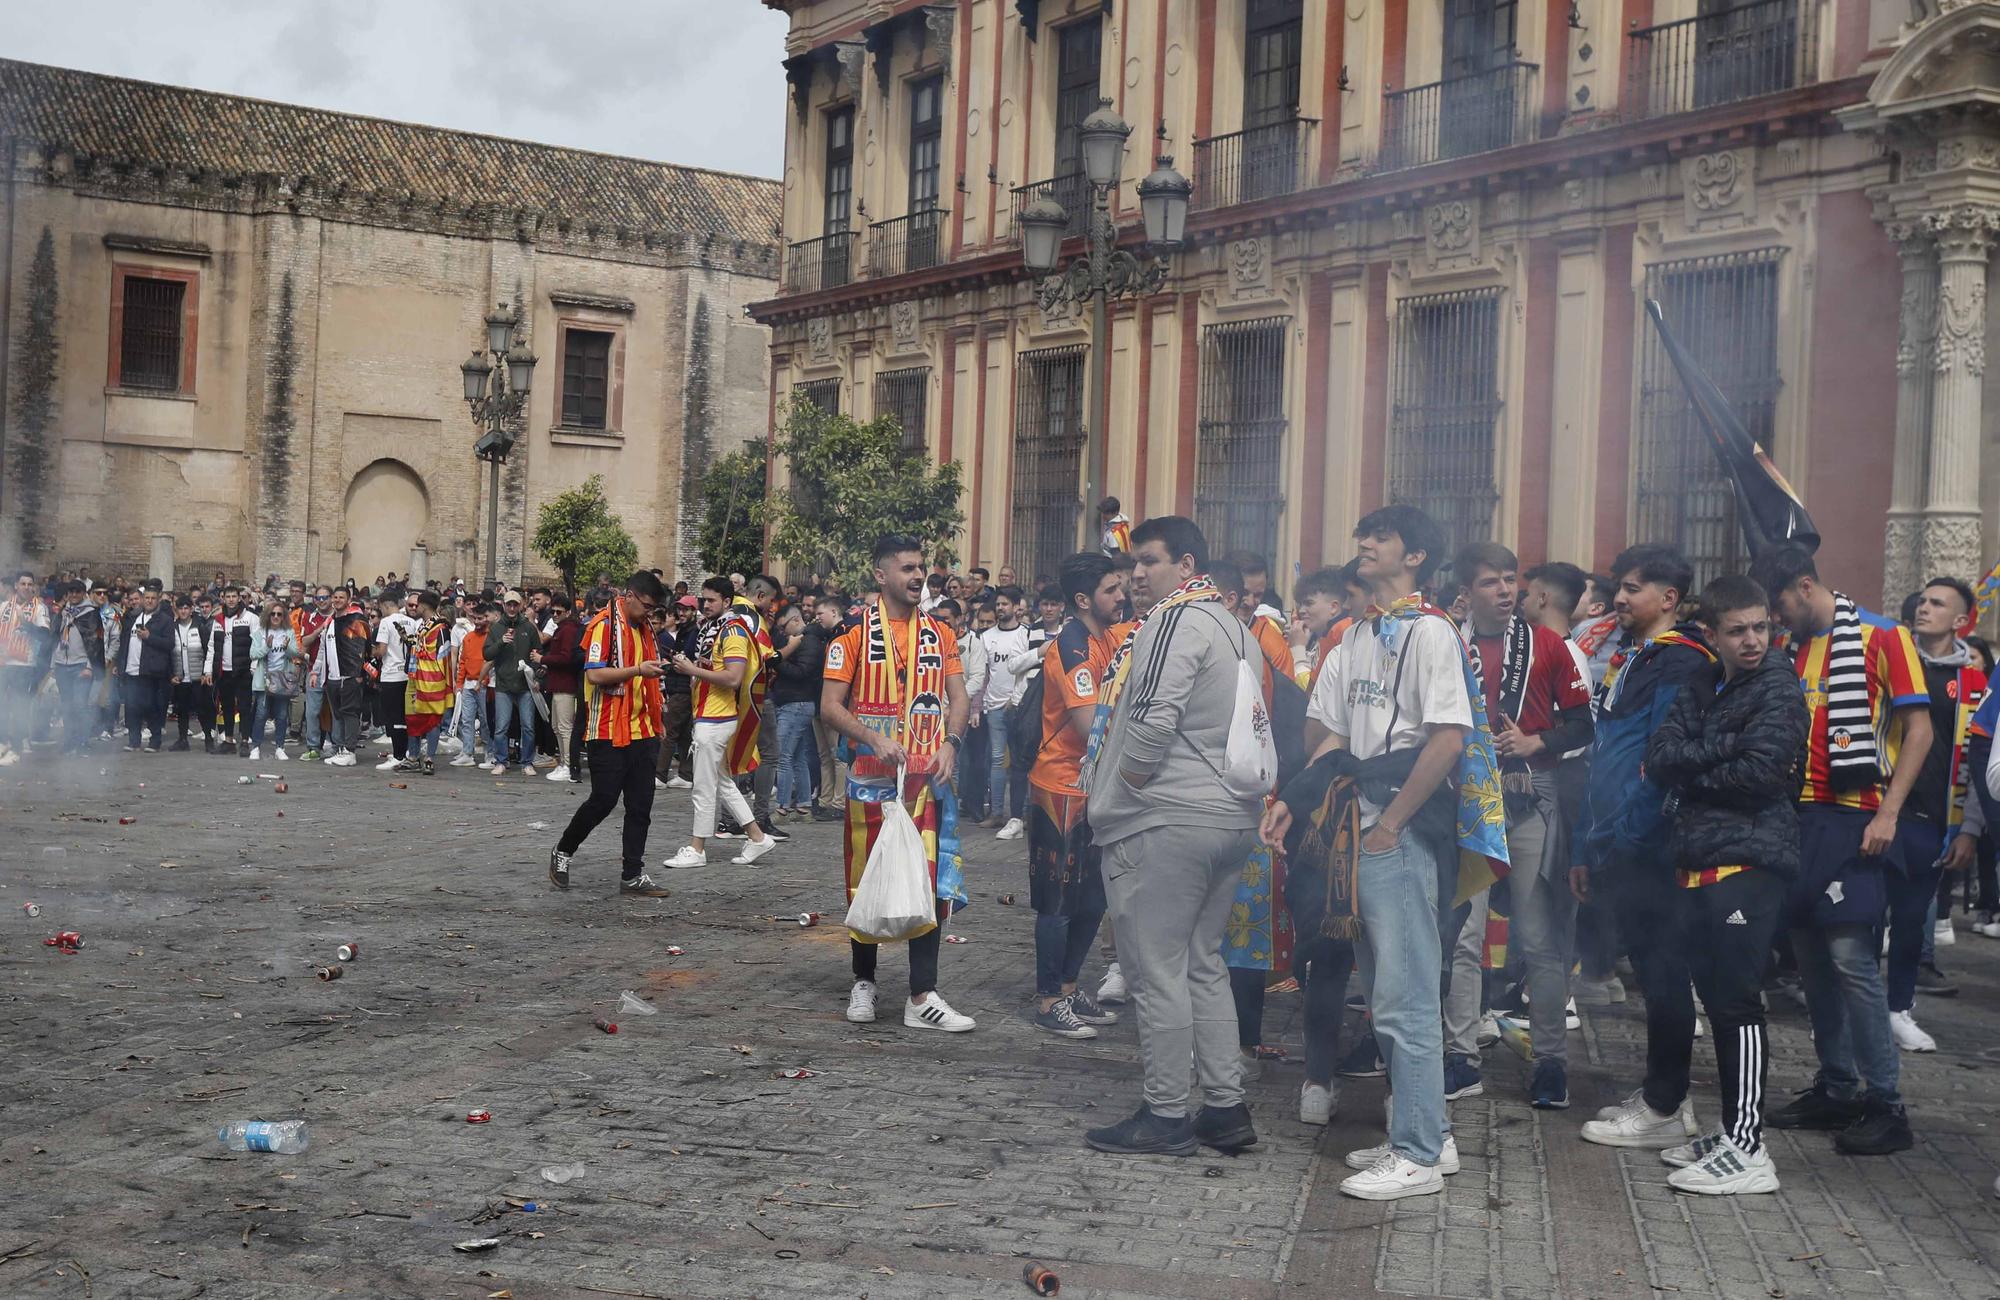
119, 275, 186, 391
793, 377, 840, 415
1011, 345, 1087, 583
560, 328, 614, 429
1635, 249, 1782, 589
874, 366, 930, 454
1388, 289, 1503, 554
1196, 317, 1290, 565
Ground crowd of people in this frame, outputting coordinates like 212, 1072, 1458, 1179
3, 495, 1997, 1205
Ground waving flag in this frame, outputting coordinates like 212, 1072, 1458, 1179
1644, 299, 1819, 555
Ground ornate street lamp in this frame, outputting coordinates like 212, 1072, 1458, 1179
463, 301, 535, 591
1021, 99, 1191, 546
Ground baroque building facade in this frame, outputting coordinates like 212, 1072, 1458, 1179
0, 58, 780, 588
753, 0, 2000, 605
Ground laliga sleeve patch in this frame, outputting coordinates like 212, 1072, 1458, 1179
826, 641, 847, 672
1073, 666, 1095, 698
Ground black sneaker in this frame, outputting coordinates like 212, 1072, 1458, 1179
1193, 1103, 1258, 1153
1336, 1030, 1386, 1080
1834, 1096, 1914, 1156
756, 816, 791, 843
619, 872, 671, 898
1069, 988, 1119, 1026
1034, 996, 1098, 1040
1530, 1058, 1569, 1110
169, 738, 190, 752
1084, 1105, 1197, 1157
1914, 963, 1959, 997
238, 740, 251, 758
812, 804, 844, 823
421, 757, 436, 776
203, 736, 215, 754
1766, 1083, 1864, 1132
549, 849, 572, 890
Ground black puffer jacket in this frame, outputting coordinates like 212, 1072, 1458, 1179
1645, 654, 1809, 880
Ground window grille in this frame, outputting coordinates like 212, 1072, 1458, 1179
119, 276, 185, 390
1196, 317, 1290, 565
1388, 288, 1503, 553
1244, 0, 1305, 129
1054, 20, 1103, 181
1634, 249, 1783, 589
561, 328, 613, 429
793, 377, 840, 415
824, 107, 855, 236
909, 76, 943, 214
874, 366, 930, 454
1011, 345, 1088, 583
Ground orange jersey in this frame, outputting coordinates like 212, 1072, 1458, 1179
581, 608, 661, 745
1031, 619, 1123, 796
824, 606, 963, 777
1788, 609, 1927, 811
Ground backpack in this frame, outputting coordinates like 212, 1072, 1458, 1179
1009, 665, 1046, 758
1190, 605, 1279, 801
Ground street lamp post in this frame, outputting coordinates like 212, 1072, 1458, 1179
1018, 100, 1191, 548
460, 302, 537, 592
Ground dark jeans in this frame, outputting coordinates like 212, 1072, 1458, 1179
958, 714, 988, 819
125, 674, 169, 747
1230, 967, 1266, 1049
1978, 832, 1998, 914
558, 738, 660, 876
327, 677, 363, 753
1686, 869, 1783, 1155
1297, 933, 1353, 1086
658, 692, 694, 780
1886, 819, 1944, 1011
53, 664, 95, 750
853, 908, 949, 998
1604, 865, 1696, 1116
381, 685, 408, 760
1035, 908, 1106, 999
213, 669, 252, 742
173, 679, 213, 742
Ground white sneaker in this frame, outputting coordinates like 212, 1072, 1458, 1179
375, 734, 392, 746
1476, 1013, 1500, 1047
995, 817, 1025, 840
660, 846, 707, 869
654, 777, 668, 789
1300, 1082, 1337, 1127
491, 765, 508, 777
1582, 1094, 1699, 1148
1662, 1130, 1728, 1169
442, 736, 462, 753
375, 756, 401, 771
450, 754, 477, 767
1340, 1150, 1445, 1201
1345, 1134, 1458, 1175
248, 746, 261, 761
1890, 1008, 1937, 1052
1096, 962, 1129, 1005
478, 759, 495, 771
1667, 1138, 1779, 1196
1565, 997, 1581, 1031
732, 837, 777, 865
274, 746, 288, 762
326, 751, 356, 767
0, 746, 17, 767
1934, 917, 1956, 947
904, 991, 976, 1032
1594, 1087, 1648, 1122
846, 979, 878, 1023
666, 775, 692, 789
546, 767, 573, 782
1977, 916, 2000, 939
522, 765, 536, 778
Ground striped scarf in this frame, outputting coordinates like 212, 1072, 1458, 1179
1077, 575, 1220, 793
584, 603, 662, 747
404, 618, 453, 738
1825, 593, 1880, 792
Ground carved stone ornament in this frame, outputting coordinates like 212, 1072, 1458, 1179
1684, 150, 1748, 221
890, 299, 921, 351
807, 315, 834, 361
1919, 512, 1982, 585
1424, 200, 1479, 267
1230, 238, 1269, 295
834, 40, 868, 99
923, 4, 956, 71
1934, 278, 1987, 377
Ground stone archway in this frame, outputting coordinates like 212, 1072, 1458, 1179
341, 459, 429, 586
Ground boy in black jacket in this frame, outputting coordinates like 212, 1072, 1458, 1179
1645, 575, 1808, 1196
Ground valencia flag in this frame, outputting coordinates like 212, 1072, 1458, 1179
1644, 298, 1819, 556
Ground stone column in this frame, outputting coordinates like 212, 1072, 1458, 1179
1920, 206, 1993, 583
407, 544, 429, 590
149, 533, 176, 591
1883, 225, 1935, 604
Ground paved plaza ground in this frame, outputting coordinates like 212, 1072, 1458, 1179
2, 744, 1998, 1299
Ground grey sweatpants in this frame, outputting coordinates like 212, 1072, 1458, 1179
1102, 822, 1259, 1119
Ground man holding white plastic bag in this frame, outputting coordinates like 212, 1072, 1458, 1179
821, 534, 976, 1033
1082, 516, 1271, 1157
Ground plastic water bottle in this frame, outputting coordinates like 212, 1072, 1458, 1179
217, 1120, 310, 1154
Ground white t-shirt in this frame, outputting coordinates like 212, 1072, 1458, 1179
376, 612, 420, 684
978, 624, 1033, 714
1308, 612, 1474, 824
124, 618, 146, 674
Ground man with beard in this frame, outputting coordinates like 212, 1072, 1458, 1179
206, 585, 260, 756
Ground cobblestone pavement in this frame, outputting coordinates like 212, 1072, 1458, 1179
1, 745, 1997, 1299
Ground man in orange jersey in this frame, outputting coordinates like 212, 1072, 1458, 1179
550, 572, 673, 897
660, 576, 775, 869
821, 534, 975, 1033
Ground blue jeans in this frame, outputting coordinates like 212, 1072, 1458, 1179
1793, 922, 1901, 1105
456, 685, 488, 755
773, 700, 818, 808
252, 692, 292, 750
1887, 820, 1944, 1011
493, 690, 536, 767
53, 663, 94, 750
303, 685, 325, 751
1354, 831, 1448, 1166
985, 707, 1023, 820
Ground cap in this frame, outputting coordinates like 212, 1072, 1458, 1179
676, 595, 698, 609
502, 589, 525, 605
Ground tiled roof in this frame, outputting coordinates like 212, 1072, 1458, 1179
0, 57, 782, 243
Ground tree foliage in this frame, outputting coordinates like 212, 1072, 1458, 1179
697, 442, 770, 579
764, 401, 965, 592
531, 475, 639, 595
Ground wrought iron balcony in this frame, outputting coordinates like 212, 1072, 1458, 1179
1380, 61, 1541, 172
783, 231, 855, 294
868, 207, 949, 279
1010, 172, 1091, 243
1626, 0, 1811, 120
1192, 117, 1319, 211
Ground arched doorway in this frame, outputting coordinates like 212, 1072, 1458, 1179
341, 460, 429, 586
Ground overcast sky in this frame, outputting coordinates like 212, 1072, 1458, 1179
8, 0, 793, 178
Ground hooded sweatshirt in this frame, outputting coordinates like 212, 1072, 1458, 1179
1913, 638, 1986, 830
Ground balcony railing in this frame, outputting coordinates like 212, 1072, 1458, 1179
1010, 172, 1091, 243
784, 231, 855, 294
1192, 117, 1319, 211
868, 207, 949, 279
1626, 0, 1812, 120
1380, 61, 1541, 172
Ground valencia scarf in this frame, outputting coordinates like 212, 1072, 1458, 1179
1077, 574, 1220, 793
1824, 593, 1880, 792
404, 618, 453, 739
583, 602, 663, 747
1466, 613, 1534, 727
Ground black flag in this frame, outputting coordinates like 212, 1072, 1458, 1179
1643, 299, 1819, 555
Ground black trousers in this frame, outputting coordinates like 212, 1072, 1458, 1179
173, 680, 213, 741
558, 737, 660, 875
852, 907, 948, 997
381, 686, 408, 759
1297, 933, 1354, 1085
214, 669, 252, 742
1685, 869, 1783, 1154
1604, 865, 1697, 1116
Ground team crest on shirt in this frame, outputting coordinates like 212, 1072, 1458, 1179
907, 691, 944, 751
826, 641, 847, 672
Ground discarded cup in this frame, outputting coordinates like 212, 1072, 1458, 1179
664, 945, 686, 957
592, 1017, 618, 1035
779, 1068, 818, 1080
539, 1163, 585, 1185
237, 776, 253, 785
21, 902, 39, 918
618, 991, 659, 1016
315, 964, 343, 982
465, 1110, 492, 1124
944, 934, 970, 944
336, 943, 358, 962
797, 912, 821, 928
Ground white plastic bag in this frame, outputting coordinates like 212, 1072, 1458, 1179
843, 774, 938, 942
1220, 657, 1278, 800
